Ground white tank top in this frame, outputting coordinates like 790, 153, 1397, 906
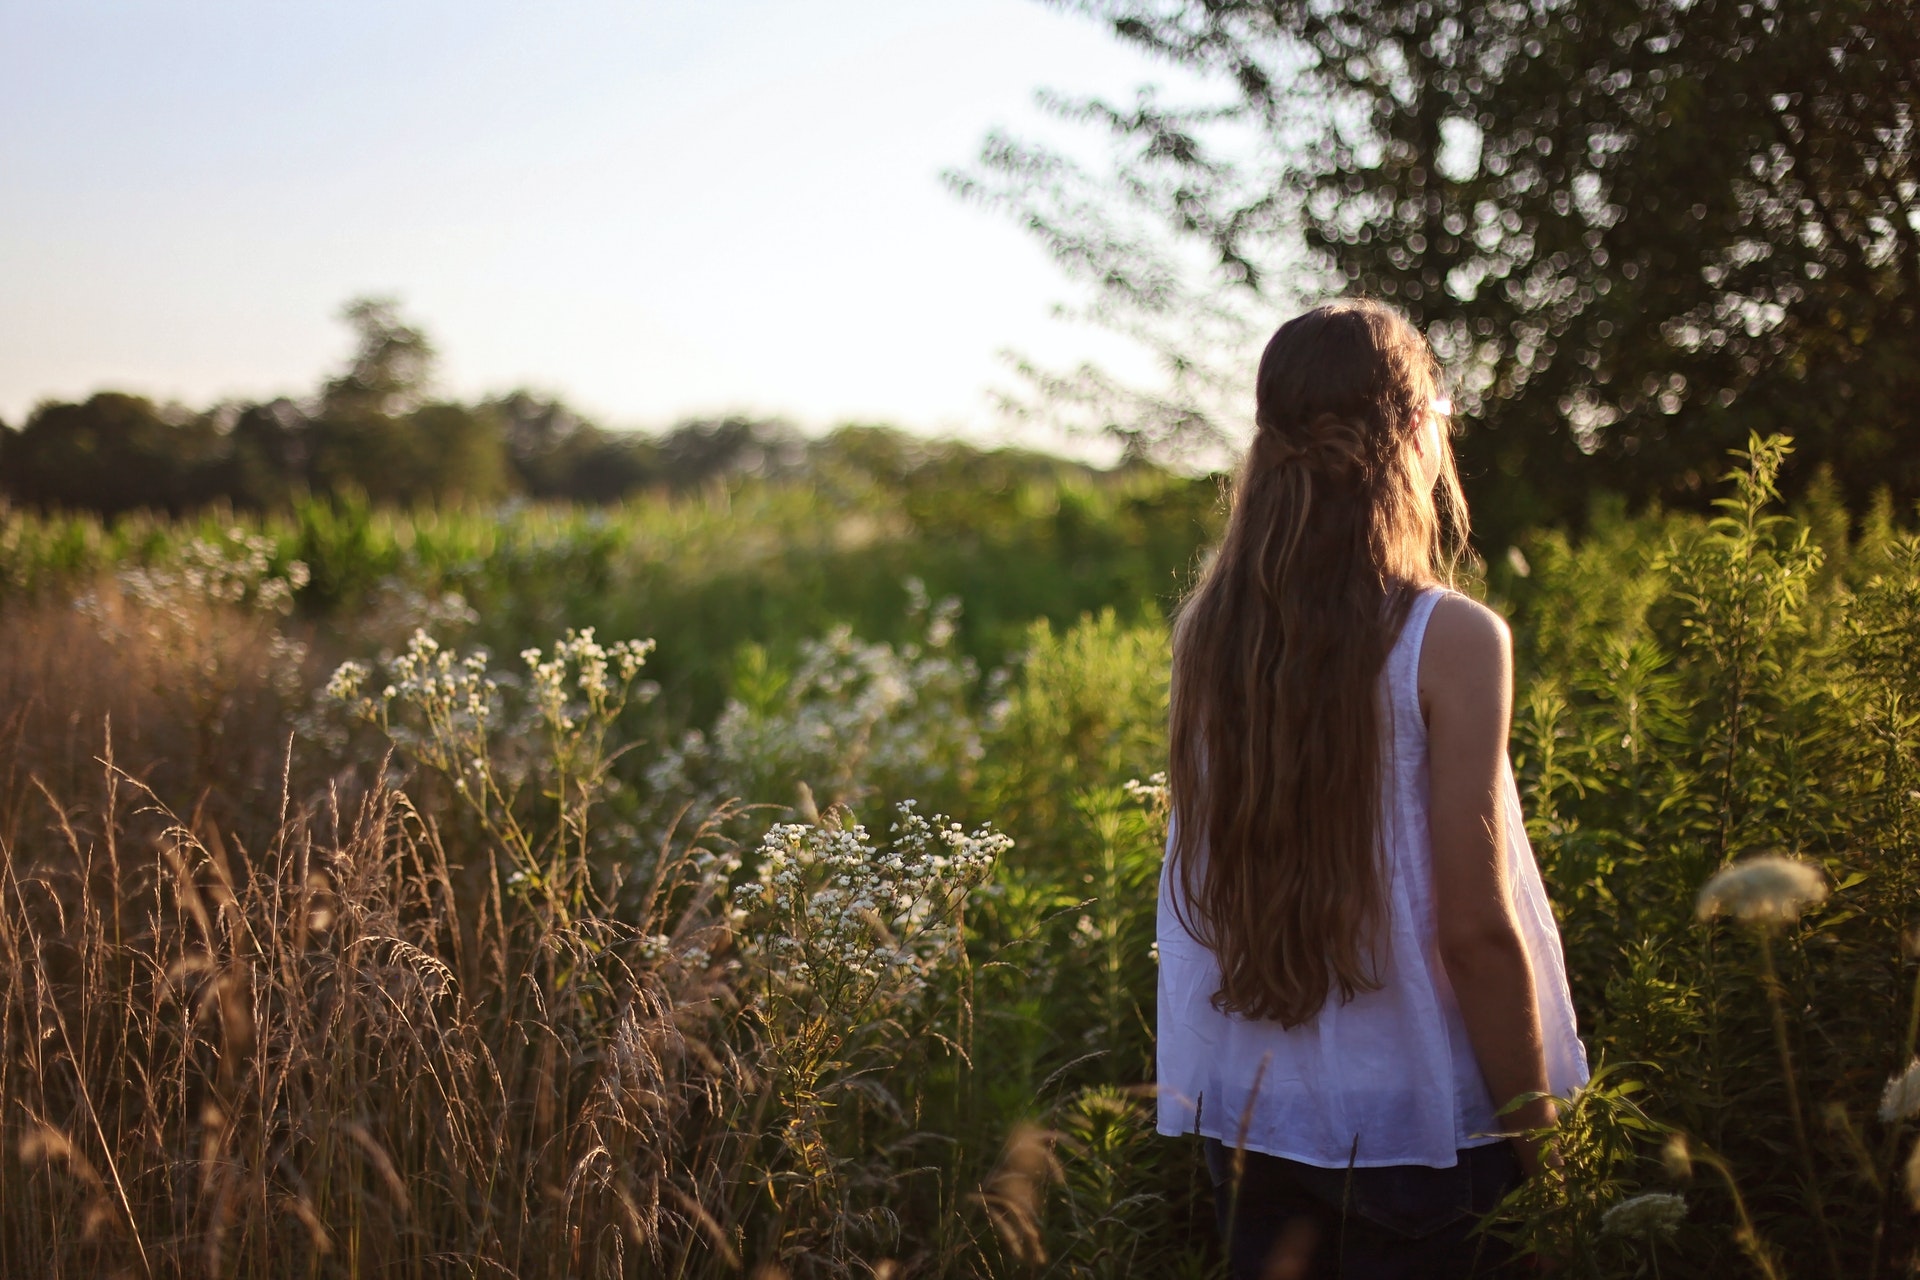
1155, 586, 1588, 1169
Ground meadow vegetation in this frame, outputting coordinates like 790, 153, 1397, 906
6, 437, 1920, 1277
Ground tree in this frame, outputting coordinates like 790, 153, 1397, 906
491, 391, 664, 502
963, 0, 1919, 540
0, 393, 230, 516
0, 298, 881, 516
655, 417, 807, 490
307, 297, 509, 505
319, 296, 435, 419
227, 398, 314, 509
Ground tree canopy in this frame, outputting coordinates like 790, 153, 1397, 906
964, 0, 1918, 539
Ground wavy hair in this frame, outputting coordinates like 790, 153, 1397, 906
1168, 298, 1468, 1027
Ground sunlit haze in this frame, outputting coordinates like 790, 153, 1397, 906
0, 0, 1209, 441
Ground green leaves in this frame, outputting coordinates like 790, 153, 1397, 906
1503, 435, 1920, 1274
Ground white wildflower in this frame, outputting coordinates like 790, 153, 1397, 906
324, 660, 370, 703
326, 625, 655, 873
1600, 1192, 1687, 1240
1124, 772, 1170, 811
1695, 853, 1828, 928
735, 801, 1010, 1010
612, 637, 655, 682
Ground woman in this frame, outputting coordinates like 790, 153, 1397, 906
1156, 299, 1588, 1279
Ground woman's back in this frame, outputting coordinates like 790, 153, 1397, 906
1155, 585, 1587, 1169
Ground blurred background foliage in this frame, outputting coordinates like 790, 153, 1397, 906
0, 428, 1219, 728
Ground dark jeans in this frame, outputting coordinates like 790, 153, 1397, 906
1203, 1138, 1521, 1280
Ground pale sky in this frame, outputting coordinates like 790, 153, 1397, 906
0, 0, 1213, 441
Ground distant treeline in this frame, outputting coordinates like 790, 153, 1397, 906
0, 299, 1013, 517
0, 389, 830, 516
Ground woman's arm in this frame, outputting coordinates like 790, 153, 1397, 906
1419, 593, 1557, 1174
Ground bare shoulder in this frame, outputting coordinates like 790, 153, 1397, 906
1418, 592, 1512, 717
1423, 592, 1511, 666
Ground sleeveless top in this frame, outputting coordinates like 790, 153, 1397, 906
1154, 586, 1588, 1169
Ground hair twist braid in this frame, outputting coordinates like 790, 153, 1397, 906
1259, 412, 1371, 480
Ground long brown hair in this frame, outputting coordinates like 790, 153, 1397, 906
1168, 298, 1467, 1027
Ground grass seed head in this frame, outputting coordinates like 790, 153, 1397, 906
1662, 1135, 1693, 1181
972, 1123, 1061, 1265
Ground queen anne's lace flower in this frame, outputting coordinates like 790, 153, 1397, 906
1600, 1192, 1687, 1240
1695, 854, 1828, 928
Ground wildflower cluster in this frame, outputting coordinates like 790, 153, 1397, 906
521, 630, 655, 732
651, 585, 984, 812
1121, 772, 1168, 809
733, 802, 1010, 1015
329, 629, 655, 771
325, 627, 658, 909
78, 527, 312, 699
324, 630, 498, 786
1123, 771, 1171, 834
115, 529, 310, 616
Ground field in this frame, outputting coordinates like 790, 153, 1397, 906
4, 435, 1920, 1278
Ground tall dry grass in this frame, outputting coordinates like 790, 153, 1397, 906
0, 544, 1036, 1279
0, 734, 764, 1278
0, 592, 304, 858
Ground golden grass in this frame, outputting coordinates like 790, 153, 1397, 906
0, 729, 770, 1277
0, 581, 1062, 1279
